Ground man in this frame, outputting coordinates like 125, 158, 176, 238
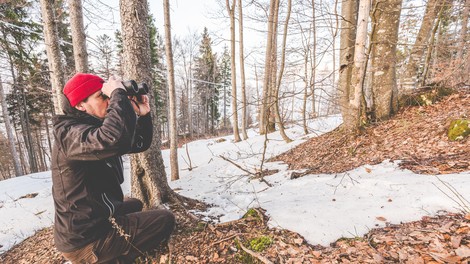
51, 73, 175, 263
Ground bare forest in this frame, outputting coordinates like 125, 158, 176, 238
1, 0, 470, 262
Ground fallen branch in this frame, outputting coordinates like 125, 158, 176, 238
219, 155, 255, 176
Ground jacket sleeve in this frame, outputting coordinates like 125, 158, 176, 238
59, 89, 138, 160
129, 113, 153, 153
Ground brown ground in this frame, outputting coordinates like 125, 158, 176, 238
1, 89, 469, 263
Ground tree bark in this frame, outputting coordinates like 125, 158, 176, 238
338, 0, 358, 130
0, 76, 23, 177
39, 0, 65, 114
226, 0, 241, 142
370, 0, 402, 120
163, 0, 180, 181
68, 0, 89, 73
120, 0, 175, 207
259, 0, 279, 135
238, 0, 248, 140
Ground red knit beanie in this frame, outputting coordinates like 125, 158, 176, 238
63, 73, 105, 107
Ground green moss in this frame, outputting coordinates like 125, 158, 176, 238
234, 239, 261, 263
448, 119, 470, 141
243, 208, 259, 219
248, 236, 272, 252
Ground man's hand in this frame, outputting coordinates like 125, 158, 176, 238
130, 95, 150, 117
102, 76, 125, 97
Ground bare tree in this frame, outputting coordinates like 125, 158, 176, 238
347, 0, 371, 131
120, 0, 175, 207
238, 0, 249, 140
226, 0, 241, 142
457, 0, 469, 60
39, 0, 65, 114
0, 76, 23, 177
402, 0, 440, 89
338, 0, 358, 130
274, 0, 292, 143
260, 0, 280, 135
68, 0, 88, 73
163, 0, 180, 181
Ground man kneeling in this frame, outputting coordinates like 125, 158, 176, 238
51, 73, 175, 263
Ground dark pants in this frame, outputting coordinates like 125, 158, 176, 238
62, 198, 175, 264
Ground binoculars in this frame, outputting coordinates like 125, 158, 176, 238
122, 80, 149, 101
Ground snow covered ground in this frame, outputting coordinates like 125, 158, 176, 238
1, 115, 469, 255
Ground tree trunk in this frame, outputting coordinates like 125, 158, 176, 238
163, 0, 180, 181
348, 0, 371, 131
68, 0, 89, 73
338, 0, 358, 130
421, 5, 445, 87
238, 0, 248, 140
260, 0, 279, 135
311, 0, 317, 118
370, 0, 402, 120
120, 0, 175, 207
274, 0, 292, 143
402, 0, 440, 89
226, 0, 241, 142
457, 0, 469, 60
39, 0, 65, 114
0, 76, 23, 176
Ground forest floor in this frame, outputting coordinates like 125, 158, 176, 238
1, 88, 469, 263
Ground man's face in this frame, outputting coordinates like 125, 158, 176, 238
75, 90, 109, 119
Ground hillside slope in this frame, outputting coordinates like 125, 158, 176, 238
274, 89, 469, 176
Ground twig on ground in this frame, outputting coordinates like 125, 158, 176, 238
219, 155, 255, 176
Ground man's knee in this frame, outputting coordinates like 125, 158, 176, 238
158, 209, 176, 237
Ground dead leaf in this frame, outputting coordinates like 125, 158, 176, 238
293, 238, 303, 245
455, 246, 470, 258
18, 193, 39, 200
376, 216, 387, 222
451, 236, 462, 248
365, 167, 372, 173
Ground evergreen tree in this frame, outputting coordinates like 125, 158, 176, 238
148, 14, 169, 137
54, 0, 75, 76
193, 27, 220, 135
93, 34, 116, 77
1, 0, 51, 173
219, 45, 231, 130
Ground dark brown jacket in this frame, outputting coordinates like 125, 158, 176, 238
51, 90, 152, 252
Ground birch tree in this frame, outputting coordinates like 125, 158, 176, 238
163, 0, 180, 181
347, 0, 371, 131
226, 0, 241, 142
238, 0, 248, 140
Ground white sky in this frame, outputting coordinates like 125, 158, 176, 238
1, 116, 469, 255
